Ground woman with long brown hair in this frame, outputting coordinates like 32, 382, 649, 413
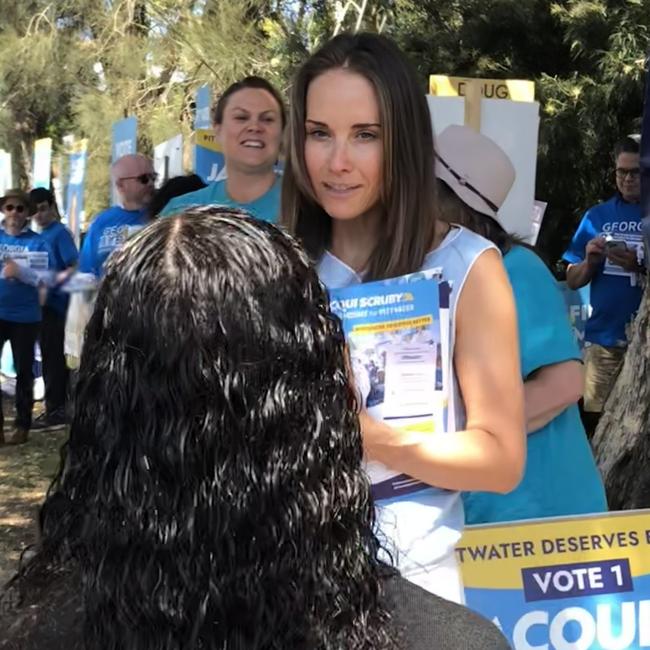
282, 33, 526, 602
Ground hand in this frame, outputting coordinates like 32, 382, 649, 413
55, 269, 71, 285
359, 409, 423, 461
2, 260, 20, 280
606, 247, 640, 272
585, 237, 606, 267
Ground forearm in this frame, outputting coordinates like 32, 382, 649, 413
361, 413, 522, 494
525, 361, 584, 433
566, 260, 597, 289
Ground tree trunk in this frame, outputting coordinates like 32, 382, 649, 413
592, 275, 650, 510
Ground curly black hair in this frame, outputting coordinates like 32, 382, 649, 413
7, 208, 396, 649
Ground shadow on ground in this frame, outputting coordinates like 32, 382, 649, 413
0, 396, 67, 585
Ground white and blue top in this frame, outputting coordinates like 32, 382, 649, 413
318, 225, 496, 575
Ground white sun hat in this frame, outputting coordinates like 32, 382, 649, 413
434, 125, 516, 220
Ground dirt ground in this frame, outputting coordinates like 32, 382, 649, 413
0, 397, 67, 585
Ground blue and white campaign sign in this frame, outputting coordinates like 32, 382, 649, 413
0, 150, 12, 195
193, 85, 225, 183
194, 129, 226, 184
559, 282, 591, 351
111, 116, 138, 203
194, 84, 212, 130
32, 138, 53, 189
458, 510, 650, 650
65, 139, 88, 244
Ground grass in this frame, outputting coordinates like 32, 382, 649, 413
0, 397, 67, 586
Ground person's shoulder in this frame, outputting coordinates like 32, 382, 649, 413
422, 226, 497, 273
385, 575, 510, 650
162, 183, 222, 216
583, 196, 618, 222
87, 205, 121, 230
504, 245, 551, 280
24, 229, 47, 247
50, 221, 75, 240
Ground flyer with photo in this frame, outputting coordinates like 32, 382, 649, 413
329, 272, 448, 500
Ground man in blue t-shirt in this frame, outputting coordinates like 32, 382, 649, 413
29, 188, 79, 430
78, 154, 154, 278
563, 137, 645, 431
0, 189, 52, 444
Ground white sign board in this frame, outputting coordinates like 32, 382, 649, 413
427, 96, 540, 242
154, 134, 184, 187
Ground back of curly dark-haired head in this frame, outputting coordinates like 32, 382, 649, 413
35, 208, 396, 649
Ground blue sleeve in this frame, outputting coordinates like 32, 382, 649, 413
562, 209, 599, 265
78, 222, 97, 275
56, 228, 79, 268
506, 249, 581, 379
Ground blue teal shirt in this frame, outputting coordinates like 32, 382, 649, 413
463, 246, 608, 524
79, 206, 148, 278
563, 196, 643, 346
0, 228, 51, 323
159, 174, 282, 223
39, 221, 79, 314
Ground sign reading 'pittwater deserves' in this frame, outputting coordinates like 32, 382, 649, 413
457, 510, 650, 649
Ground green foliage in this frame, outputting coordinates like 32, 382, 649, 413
388, 0, 649, 262
0, 0, 648, 256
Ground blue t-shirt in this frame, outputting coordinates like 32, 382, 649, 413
159, 174, 281, 223
463, 246, 607, 524
0, 228, 51, 323
39, 221, 79, 314
79, 206, 148, 278
562, 196, 643, 347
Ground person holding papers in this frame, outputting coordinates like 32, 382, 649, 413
29, 187, 78, 430
160, 77, 284, 222
282, 33, 525, 602
1, 210, 509, 650
0, 189, 51, 445
434, 125, 607, 524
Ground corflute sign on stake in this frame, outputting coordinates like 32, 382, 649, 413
458, 510, 650, 649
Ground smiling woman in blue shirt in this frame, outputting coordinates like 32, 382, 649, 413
161, 77, 285, 223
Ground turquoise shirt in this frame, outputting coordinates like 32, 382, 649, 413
159, 174, 282, 223
463, 246, 608, 524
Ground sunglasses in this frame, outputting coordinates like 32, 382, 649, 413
615, 168, 640, 179
436, 154, 499, 213
120, 173, 158, 185
3, 203, 26, 214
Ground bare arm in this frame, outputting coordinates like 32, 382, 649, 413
566, 236, 606, 289
525, 360, 584, 433
361, 249, 526, 494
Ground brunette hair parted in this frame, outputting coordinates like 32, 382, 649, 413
281, 32, 438, 281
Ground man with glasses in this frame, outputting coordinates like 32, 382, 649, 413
0, 189, 52, 444
78, 154, 155, 278
563, 137, 645, 434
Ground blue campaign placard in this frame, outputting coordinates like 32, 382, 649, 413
458, 510, 650, 650
65, 142, 87, 243
110, 116, 137, 203
559, 281, 591, 350
195, 84, 212, 130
